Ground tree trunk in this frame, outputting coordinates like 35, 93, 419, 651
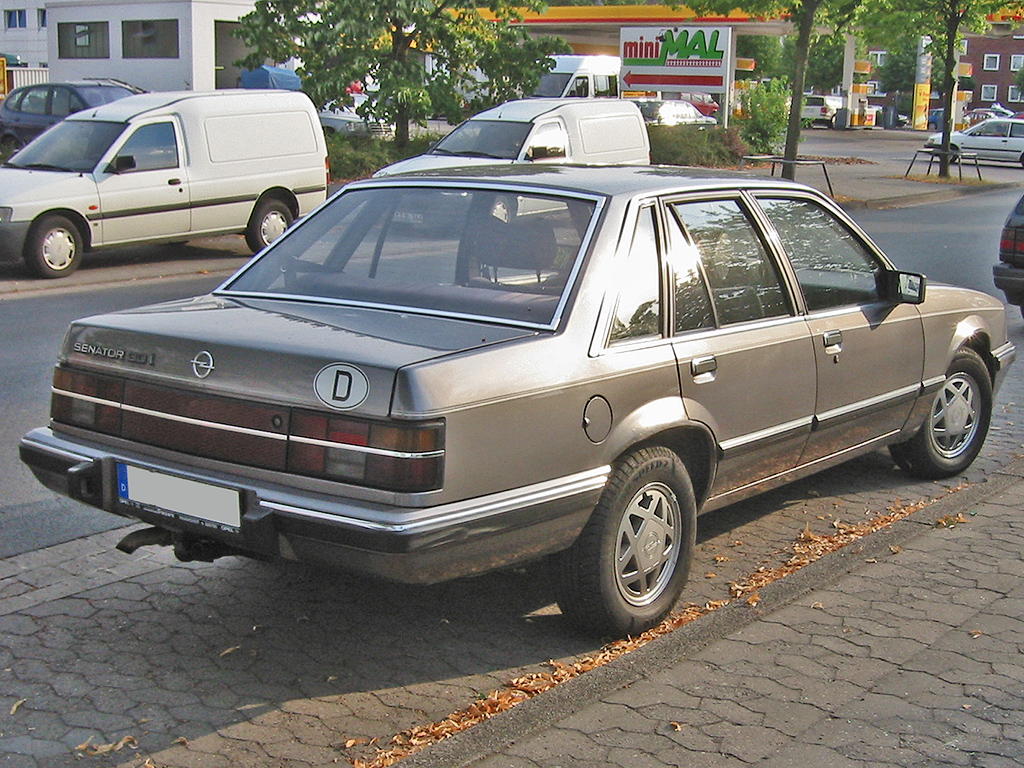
782, 2, 819, 180
938, 7, 961, 178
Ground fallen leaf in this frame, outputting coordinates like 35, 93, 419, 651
970, 630, 984, 639
705, 572, 716, 579
75, 735, 137, 755
345, 738, 369, 748
890, 545, 902, 554
865, 558, 878, 563
670, 721, 684, 731
219, 646, 241, 657
173, 736, 189, 745
714, 555, 731, 563
9, 698, 26, 715
811, 602, 824, 609
746, 592, 760, 607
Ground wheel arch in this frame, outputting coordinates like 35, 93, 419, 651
26, 209, 92, 253
948, 315, 997, 382
612, 424, 717, 510
251, 187, 299, 222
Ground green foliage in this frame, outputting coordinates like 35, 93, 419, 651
235, 0, 568, 147
326, 132, 441, 182
647, 125, 749, 167
736, 79, 790, 153
876, 41, 918, 96
736, 36, 786, 81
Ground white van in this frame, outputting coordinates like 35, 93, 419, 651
0, 90, 328, 278
533, 55, 622, 99
374, 99, 649, 176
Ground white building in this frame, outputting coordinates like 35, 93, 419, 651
3, 0, 257, 91
2, 1, 49, 67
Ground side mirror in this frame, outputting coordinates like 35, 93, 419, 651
526, 144, 567, 161
880, 270, 926, 304
106, 155, 136, 174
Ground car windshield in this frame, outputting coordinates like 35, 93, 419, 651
222, 184, 599, 327
77, 85, 134, 107
534, 72, 573, 98
7, 119, 126, 172
430, 120, 533, 160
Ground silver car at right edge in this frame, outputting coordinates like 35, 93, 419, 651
20, 166, 1016, 637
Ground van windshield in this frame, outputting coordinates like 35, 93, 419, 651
534, 72, 572, 98
7, 120, 126, 173
430, 120, 532, 160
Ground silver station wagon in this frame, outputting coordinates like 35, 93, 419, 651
21, 166, 1016, 636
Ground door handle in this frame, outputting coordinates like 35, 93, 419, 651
822, 329, 843, 354
691, 355, 718, 381
167, 178, 182, 185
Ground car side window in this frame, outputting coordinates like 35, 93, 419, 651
757, 197, 882, 311
975, 121, 1009, 137
51, 87, 73, 118
4, 89, 25, 112
19, 87, 47, 116
1011, 123, 1024, 138
665, 207, 714, 334
669, 199, 789, 326
609, 206, 662, 344
116, 122, 179, 172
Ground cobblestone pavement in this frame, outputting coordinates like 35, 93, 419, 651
441, 461, 1024, 768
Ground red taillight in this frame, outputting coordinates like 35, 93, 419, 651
51, 367, 124, 434
1000, 227, 1024, 259
289, 411, 444, 492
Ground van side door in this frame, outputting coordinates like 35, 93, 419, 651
94, 120, 191, 246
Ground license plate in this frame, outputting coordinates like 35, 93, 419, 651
116, 463, 241, 529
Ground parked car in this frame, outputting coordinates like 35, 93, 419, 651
20, 165, 1015, 637
532, 54, 621, 99
0, 81, 137, 153
374, 99, 649, 176
318, 104, 393, 139
994, 191, 1024, 317
0, 89, 328, 278
928, 107, 945, 130
679, 92, 719, 117
801, 94, 843, 127
925, 118, 1024, 166
634, 99, 717, 126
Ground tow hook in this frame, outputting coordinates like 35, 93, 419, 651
116, 526, 173, 554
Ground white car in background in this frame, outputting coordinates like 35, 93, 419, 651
925, 118, 1024, 167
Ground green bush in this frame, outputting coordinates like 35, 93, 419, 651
736, 80, 789, 154
648, 125, 749, 167
327, 132, 442, 183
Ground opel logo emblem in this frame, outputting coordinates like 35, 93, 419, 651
191, 350, 215, 379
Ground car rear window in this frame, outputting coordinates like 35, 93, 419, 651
223, 184, 599, 328
77, 86, 133, 107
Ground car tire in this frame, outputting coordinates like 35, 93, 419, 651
25, 214, 82, 279
889, 348, 992, 479
556, 446, 696, 637
245, 198, 293, 253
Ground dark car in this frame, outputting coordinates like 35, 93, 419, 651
0, 81, 137, 153
995, 192, 1024, 317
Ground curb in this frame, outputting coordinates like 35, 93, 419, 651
400, 457, 1024, 768
841, 180, 1022, 211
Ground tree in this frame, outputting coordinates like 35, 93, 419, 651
859, 0, 1023, 176
235, 0, 569, 147
694, 0, 863, 179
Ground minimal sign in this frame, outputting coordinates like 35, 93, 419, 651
314, 363, 369, 410
620, 26, 732, 93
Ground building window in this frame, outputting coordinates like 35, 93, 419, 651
5, 9, 27, 28
122, 19, 179, 59
57, 22, 110, 58
1010, 85, 1022, 103
37, 8, 45, 28
984, 54, 1000, 71
1013, 54, 1024, 72
981, 84, 998, 101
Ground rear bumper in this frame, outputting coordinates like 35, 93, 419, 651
19, 427, 605, 584
993, 263, 1024, 305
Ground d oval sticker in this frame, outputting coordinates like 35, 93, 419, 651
314, 363, 369, 410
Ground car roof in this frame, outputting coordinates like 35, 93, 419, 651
469, 98, 640, 123
346, 164, 816, 200
63, 89, 302, 123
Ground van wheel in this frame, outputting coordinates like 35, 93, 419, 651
246, 198, 293, 253
889, 349, 992, 479
556, 446, 696, 637
26, 215, 82, 278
